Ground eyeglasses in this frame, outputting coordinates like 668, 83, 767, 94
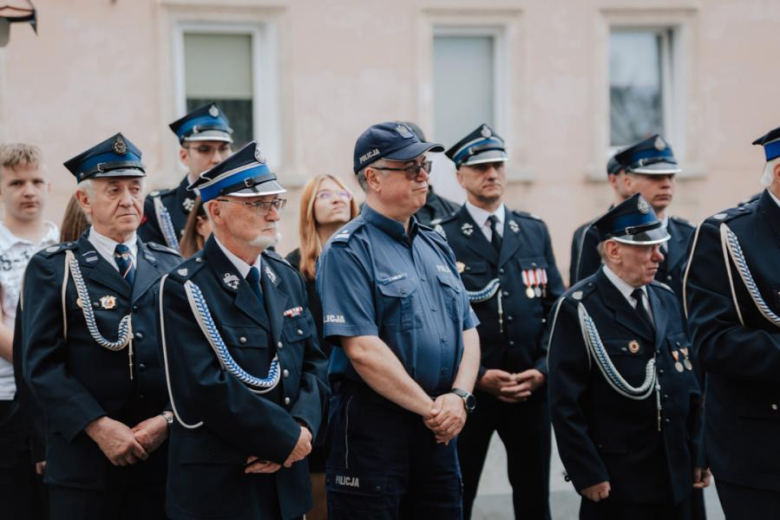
316, 189, 353, 201
186, 144, 232, 156
216, 198, 287, 216
372, 160, 432, 180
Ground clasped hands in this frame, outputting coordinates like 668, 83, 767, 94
478, 368, 545, 403
423, 393, 467, 445
244, 422, 312, 475
86, 415, 169, 467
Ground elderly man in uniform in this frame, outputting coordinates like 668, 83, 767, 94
570, 135, 695, 300
684, 126, 780, 519
549, 194, 708, 520
138, 103, 233, 251
20, 134, 181, 519
436, 124, 564, 520
158, 141, 328, 520
317, 122, 480, 519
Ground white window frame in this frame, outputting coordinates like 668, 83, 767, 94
172, 21, 280, 169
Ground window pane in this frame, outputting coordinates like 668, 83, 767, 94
433, 35, 494, 147
610, 30, 664, 147
184, 33, 254, 147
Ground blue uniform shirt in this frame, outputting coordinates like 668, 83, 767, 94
317, 205, 479, 395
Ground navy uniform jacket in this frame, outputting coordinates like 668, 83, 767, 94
21, 234, 181, 489
438, 205, 564, 378
685, 190, 780, 491
548, 269, 702, 505
415, 186, 460, 226
138, 176, 195, 249
571, 215, 695, 298
160, 236, 328, 520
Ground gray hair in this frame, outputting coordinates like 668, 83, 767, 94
760, 157, 780, 187
357, 160, 387, 193
77, 177, 147, 201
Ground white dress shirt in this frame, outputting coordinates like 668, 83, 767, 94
602, 264, 654, 325
464, 201, 505, 243
214, 236, 262, 278
88, 227, 138, 272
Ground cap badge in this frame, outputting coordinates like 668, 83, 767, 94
481, 125, 492, 138
99, 295, 117, 310
654, 136, 666, 151
223, 272, 240, 290
254, 147, 267, 164
396, 124, 413, 138
112, 136, 127, 156
461, 222, 474, 237
456, 261, 466, 274
637, 198, 650, 214
509, 220, 520, 234
209, 105, 219, 118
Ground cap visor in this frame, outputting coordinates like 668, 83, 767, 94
384, 142, 445, 162
227, 179, 287, 197
184, 130, 233, 143
92, 168, 146, 179
628, 161, 681, 175
462, 150, 509, 166
612, 227, 671, 246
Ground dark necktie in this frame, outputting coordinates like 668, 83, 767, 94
114, 244, 135, 287
488, 215, 503, 253
631, 288, 654, 332
246, 266, 264, 307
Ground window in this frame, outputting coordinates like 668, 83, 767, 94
183, 32, 254, 147
609, 28, 674, 148
433, 30, 499, 149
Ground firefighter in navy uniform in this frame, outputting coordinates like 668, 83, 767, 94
549, 194, 708, 520
20, 134, 182, 519
138, 102, 233, 250
158, 141, 328, 520
570, 135, 695, 301
437, 124, 565, 520
684, 126, 780, 519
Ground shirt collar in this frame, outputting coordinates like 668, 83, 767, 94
602, 264, 647, 305
87, 226, 137, 259
214, 235, 261, 279
660, 215, 669, 229
465, 201, 505, 229
0, 221, 59, 249
363, 204, 419, 244
768, 188, 780, 209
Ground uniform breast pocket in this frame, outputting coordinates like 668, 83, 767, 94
517, 256, 550, 302
220, 325, 269, 349
437, 273, 463, 322
600, 338, 651, 387
283, 315, 313, 344
376, 279, 419, 331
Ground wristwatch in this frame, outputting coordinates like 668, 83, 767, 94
160, 411, 174, 428
450, 388, 476, 414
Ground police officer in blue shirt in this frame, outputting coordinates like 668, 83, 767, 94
570, 136, 695, 301
158, 141, 328, 520
20, 133, 182, 519
437, 124, 565, 520
317, 122, 481, 519
138, 103, 233, 250
684, 126, 780, 519
549, 194, 708, 520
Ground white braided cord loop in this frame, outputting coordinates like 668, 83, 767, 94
184, 280, 281, 394
467, 278, 500, 303
577, 303, 656, 400
66, 251, 132, 351
154, 196, 180, 252
721, 223, 780, 328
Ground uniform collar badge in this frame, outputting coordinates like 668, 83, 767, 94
223, 272, 240, 290
46, 245, 60, 253
461, 222, 474, 236
177, 268, 188, 276
508, 220, 520, 233
82, 251, 99, 264
183, 197, 196, 212
265, 265, 278, 285
99, 295, 117, 310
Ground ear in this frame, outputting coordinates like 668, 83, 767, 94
456, 169, 468, 189
366, 168, 382, 192
75, 189, 93, 216
773, 162, 780, 181
205, 200, 224, 226
179, 147, 189, 168
604, 240, 622, 264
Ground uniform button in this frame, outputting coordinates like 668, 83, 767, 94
136, 332, 144, 340
239, 336, 247, 344
503, 291, 509, 297
507, 315, 514, 321
277, 341, 283, 348
772, 404, 778, 411
531, 262, 537, 267
664, 394, 669, 399
665, 418, 671, 424
138, 363, 146, 371
283, 369, 289, 378
499, 268, 505, 274
297, 329, 304, 336
658, 369, 664, 375
667, 275, 673, 281
509, 340, 515, 346
93, 302, 100, 308
465, 266, 471, 271
139, 394, 145, 400
132, 305, 138, 312
195, 257, 204, 263
284, 397, 291, 405
621, 347, 628, 352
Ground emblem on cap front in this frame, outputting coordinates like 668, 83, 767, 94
113, 136, 127, 156
637, 198, 650, 214
254, 147, 266, 164
654, 136, 666, 151
209, 105, 219, 117
481, 125, 492, 138
396, 124, 413, 138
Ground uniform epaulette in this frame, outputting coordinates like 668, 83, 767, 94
566, 278, 598, 303
438, 213, 459, 226
512, 210, 544, 222
650, 280, 675, 293
330, 218, 365, 244
169, 255, 206, 282
263, 249, 294, 270
40, 241, 78, 257
147, 242, 181, 256
670, 215, 695, 228
149, 187, 175, 199
706, 204, 753, 224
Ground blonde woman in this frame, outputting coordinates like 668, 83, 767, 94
286, 174, 358, 520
